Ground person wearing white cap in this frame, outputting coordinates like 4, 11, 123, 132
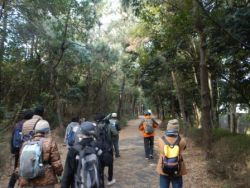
18, 119, 63, 187
156, 119, 187, 188
109, 112, 121, 158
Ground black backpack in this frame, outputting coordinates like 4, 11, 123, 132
95, 121, 113, 166
74, 143, 101, 188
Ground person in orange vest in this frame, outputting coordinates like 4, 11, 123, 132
139, 111, 159, 159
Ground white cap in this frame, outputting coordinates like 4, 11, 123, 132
35, 120, 50, 133
111, 113, 117, 118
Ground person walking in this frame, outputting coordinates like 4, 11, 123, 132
156, 119, 187, 188
18, 120, 63, 188
8, 109, 33, 188
109, 113, 121, 158
139, 110, 159, 159
64, 116, 81, 147
22, 105, 49, 141
95, 114, 116, 186
61, 121, 102, 188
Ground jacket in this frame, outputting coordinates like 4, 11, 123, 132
61, 137, 100, 188
138, 115, 158, 137
18, 133, 63, 187
156, 135, 187, 176
22, 115, 48, 138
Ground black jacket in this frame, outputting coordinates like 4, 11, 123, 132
61, 137, 99, 188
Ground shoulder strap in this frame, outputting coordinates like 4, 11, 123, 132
161, 135, 181, 146
174, 135, 181, 146
151, 118, 158, 125
32, 119, 41, 131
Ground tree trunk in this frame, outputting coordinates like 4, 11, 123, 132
193, 102, 201, 128
117, 75, 126, 119
0, 6, 7, 99
0, 6, 7, 63
171, 71, 189, 132
199, 29, 212, 158
230, 104, 237, 133
132, 95, 137, 117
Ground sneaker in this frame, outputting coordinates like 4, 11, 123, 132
107, 179, 116, 186
145, 157, 149, 160
149, 155, 154, 159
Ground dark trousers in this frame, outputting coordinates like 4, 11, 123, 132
8, 153, 19, 188
100, 151, 114, 187
112, 135, 119, 156
144, 136, 154, 158
159, 175, 183, 188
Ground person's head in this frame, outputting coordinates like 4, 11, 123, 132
35, 120, 50, 134
71, 116, 80, 123
78, 121, 96, 140
111, 113, 117, 118
80, 117, 86, 123
34, 105, 44, 117
166, 119, 179, 136
144, 110, 151, 117
22, 109, 33, 120
94, 113, 106, 123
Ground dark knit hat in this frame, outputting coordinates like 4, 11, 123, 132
22, 109, 33, 120
79, 121, 96, 136
34, 105, 44, 116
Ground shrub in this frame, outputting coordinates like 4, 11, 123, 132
208, 134, 250, 187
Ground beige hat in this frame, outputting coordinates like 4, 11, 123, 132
166, 119, 179, 133
35, 120, 50, 133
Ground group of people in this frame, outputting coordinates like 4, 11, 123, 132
139, 110, 187, 188
8, 105, 187, 188
8, 106, 121, 188
9, 106, 63, 188
63, 113, 120, 187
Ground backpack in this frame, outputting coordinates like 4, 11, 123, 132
96, 122, 113, 166
19, 139, 45, 180
11, 120, 25, 154
74, 144, 100, 188
144, 118, 154, 134
109, 119, 118, 136
161, 135, 181, 176
67, 125, 79, 146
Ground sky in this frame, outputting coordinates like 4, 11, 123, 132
99, 0, 124, 31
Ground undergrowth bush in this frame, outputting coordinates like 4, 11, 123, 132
209, 134, 250, 188
188, 127, 250, 187
0, 133, 11, 178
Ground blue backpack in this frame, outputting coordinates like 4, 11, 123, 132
109, 119, 118, 136
11, 120, 25, 154
67, 127, 76, 146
